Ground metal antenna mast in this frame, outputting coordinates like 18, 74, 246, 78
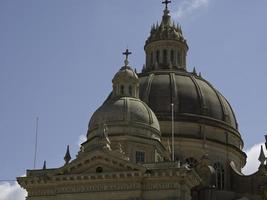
171, 103, 175, 161
33, 117, 39, 169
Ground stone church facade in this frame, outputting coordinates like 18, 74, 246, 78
18, 2, 267, 200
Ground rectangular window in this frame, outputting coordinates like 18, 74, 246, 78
177, 50, 180, 65
136, 151, 145, 163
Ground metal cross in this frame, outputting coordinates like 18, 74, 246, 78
162, 0, 171, 10
123, 49, 132, 61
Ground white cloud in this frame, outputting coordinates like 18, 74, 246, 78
242, 143, 267, 175
173, 0, 209, 20
77, 135, 87, 146
0, 181, 27, 200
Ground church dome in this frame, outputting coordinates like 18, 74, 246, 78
141, 5, 239, 132
88, 97, 160, 138
139, 70, 238, 131
137, 3, 245, 170
84, 50, 165, 162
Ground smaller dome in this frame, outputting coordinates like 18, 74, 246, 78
112, 66, 138, 84
88, 49, 160, 142
88, 97, 160, 138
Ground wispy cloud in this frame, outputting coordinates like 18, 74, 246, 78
0, 181, 26, 200
173, 0, 209, 20
77, 135, 87, 146
242, 143, 267, 175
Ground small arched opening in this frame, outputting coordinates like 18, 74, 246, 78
214, 162, 225, 190
96, 166, 103, 173
120, 85, 124, 95
129, 85, 132, 96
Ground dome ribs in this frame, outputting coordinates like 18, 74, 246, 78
203, 80, 229, 124
138, 71, 239, 131
221, 93, 239, 131
143, 101, 154, 125
190, 75, 207, 115
125, 98, 129, 122
143, 73, 155, 104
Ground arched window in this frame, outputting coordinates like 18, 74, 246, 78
150, 52, 153, 65
129, 85, 132, 96
120, 85, 124, 95
177, 50, 180, 65
96, 166, 103, 173
214, 162, 225, 190
136, 151, 145, 163
156, 50, 160, 63
170, 50, 174, 64
174, 154, 181, 161
163, 49, 167, 64
185, 157, 198, 168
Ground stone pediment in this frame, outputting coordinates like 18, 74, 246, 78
18, 150, 146, 189
55, 150, 145, 176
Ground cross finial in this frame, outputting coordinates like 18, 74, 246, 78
162, 0, 171, 10
123, 49, 131, 61
123, 49, 132, 66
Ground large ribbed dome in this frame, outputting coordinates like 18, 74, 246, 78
137, 4, 245, 170
139, 70, 238, 131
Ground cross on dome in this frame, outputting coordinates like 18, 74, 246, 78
162, 0, 171, 10
123, 49, 132, 66
123, 49, 132, 60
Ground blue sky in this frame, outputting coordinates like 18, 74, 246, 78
1, 0, 267, 198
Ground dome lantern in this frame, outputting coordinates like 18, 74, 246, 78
144, 1, 188, 72
112, 49, 139, 98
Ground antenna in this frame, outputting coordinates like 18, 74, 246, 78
33, 117, 39, 169
0, 180, 16, 182
171, 103, 175, 161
